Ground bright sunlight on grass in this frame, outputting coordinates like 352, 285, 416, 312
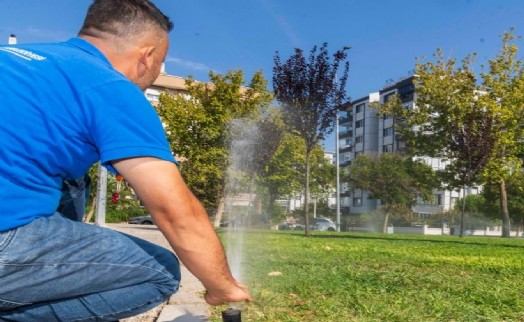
212, 231, 524, 321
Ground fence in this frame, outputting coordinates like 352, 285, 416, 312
347, 224, 523, 237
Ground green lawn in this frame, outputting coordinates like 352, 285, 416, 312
212, 231, 524, 322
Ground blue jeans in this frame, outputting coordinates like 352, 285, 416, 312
58, 175, 91, 222
0, 213, 180, 321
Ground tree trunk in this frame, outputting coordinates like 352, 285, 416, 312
459, 186, 466, 238
499, 180, 511, 238
382, 211, 390, 234
268, 191, 277, 222
83, 196, 97, 223
304, 148, 311, 237
213, 194, 226, 228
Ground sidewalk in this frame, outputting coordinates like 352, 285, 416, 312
107, 223, 210, 322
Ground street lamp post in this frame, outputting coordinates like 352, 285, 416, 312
94, 163, 108, 226
335, 110, 341, 232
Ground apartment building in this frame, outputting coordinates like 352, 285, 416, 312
340, 76, 479, 217
146, 67, 192, 103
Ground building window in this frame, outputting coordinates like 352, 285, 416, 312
418, 194, 443, 205
382, 144, 393, 153
355, 135, 363, 143
398, 84, 415, 101
146, 93, 159, 102
383, 127, 393, 137
384, 92, 395, 103
355, 103, 365, 113
382, 114, 391, 120
356, 120, 365, 128
397, 141, 407, 152
145, 89, 160, 102
353, 197, 362, 206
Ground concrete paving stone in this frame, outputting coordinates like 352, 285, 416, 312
120, 302, 165, 322
156, 304, 209, 322
107, 224, 210, 322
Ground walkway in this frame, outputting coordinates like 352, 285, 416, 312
108, 223, 210, 322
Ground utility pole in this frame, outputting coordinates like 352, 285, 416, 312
335, 109, 341, 232
94, 163, 108, 226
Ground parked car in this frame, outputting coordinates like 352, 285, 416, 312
220, 219, 238, 227
295, 218, 337, 231
313, 218, 337, 231
277, 222, 297, 230
128, 215, 154, 225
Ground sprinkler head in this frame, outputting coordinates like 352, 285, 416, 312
222, 308, 241, 322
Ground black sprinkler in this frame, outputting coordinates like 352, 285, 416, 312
221, 308, 241, 322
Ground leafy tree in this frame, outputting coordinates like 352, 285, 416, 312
381, 30, 524, 237
219, 111, 285, 226
381, 52, 494, 237
481, 169, 524, 235
258, 133, 304, 217
249, 108, 286, 221
454, 194, 487, 215
257, 133, 335, 222
273, 42, 350, 235
345, 153, 438, 233
84, 164, 146, 223
478, 31, 524, 237
156, 70, 272, 223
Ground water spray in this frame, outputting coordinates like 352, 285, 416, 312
221, 119, 259, 322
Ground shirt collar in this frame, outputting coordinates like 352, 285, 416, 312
66, 37, 112, 67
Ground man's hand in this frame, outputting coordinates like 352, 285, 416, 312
204, 280, 251, 306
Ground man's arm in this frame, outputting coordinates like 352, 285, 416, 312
112, 157, 250, 305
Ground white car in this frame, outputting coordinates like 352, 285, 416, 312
295, 218, 337, 231
312, 218, 337, 231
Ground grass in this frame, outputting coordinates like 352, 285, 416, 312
211, 231, 524, 322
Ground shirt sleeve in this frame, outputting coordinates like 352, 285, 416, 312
82, 80, 177, 173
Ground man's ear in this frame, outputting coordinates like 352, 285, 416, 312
137, 46, 155, 78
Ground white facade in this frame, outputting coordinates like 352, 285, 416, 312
339, 76, 480, 216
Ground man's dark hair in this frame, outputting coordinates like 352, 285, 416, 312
79, 0, 173, 39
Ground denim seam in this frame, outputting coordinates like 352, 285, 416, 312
0, 262, 174, 280
0, 229, 16, 253
69, 289, 171, 322
0, 297, 32, 307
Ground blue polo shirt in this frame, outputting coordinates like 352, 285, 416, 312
0, 38, 176, 231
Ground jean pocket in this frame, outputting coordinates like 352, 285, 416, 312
0, 298, 32, 310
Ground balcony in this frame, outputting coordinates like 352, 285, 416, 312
339, 115, 353, 125
339, 144, 352, 153
339, 130, 353, 139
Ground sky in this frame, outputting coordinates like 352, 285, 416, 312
1, 0, 524, 151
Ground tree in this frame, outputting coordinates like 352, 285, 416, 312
273, 42, 350, 236
345, 153, 438, 233
454, 194, 487, 215
381, 52, 495, 237
156, 70, 272, 223
481, 169, 524, 236
381, 30, 524, 237
258, 133, 304, 219
478, 31, 524, 237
